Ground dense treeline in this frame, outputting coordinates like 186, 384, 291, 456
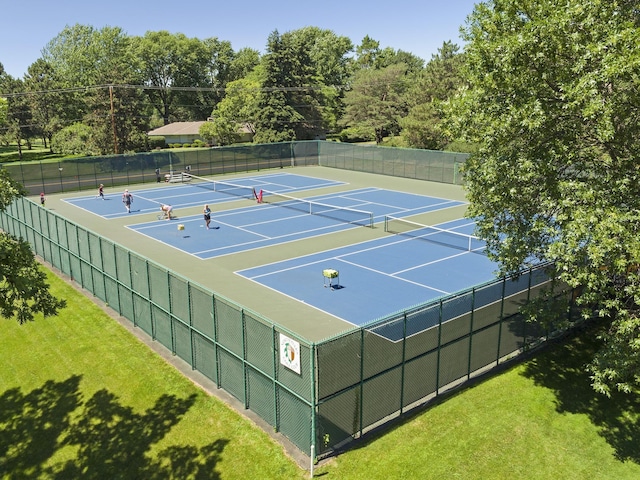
0, 25, 466, 157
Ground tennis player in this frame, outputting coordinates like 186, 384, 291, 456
122, 189, 133, 213
96, 184, 105, 199
203, 204, 211, 229
160, 204, 173, 220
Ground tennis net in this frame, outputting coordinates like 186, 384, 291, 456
260, 189, 374, 228
189, 174, 256, 200
384, 215, 486, 253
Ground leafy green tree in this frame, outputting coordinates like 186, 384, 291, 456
340, 63, 410, 144
254, 30, 323, 142
207, 67, 263, 145
227, 47, 261, 81
0, 169, 66, 323
24, 59, 65, 151
202, 37, 236, 106
377, 48, 425, 74
401, 41, 465, 149
1, 77, 33, 157
287, 27, 354, 132
0, 97, 7, 127
81, 27, 148, 154
51, 122, 97, 156
40, 24, 96, 125
446, 0, 640, 395
199, 118, 238, 146
136, 31, 212, 124
354, 35, 382, 70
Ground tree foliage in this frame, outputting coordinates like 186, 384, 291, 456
402, 41, 466, 149
51, 122, 97, 156
446, 0, 640, 395
254, 30, 323, 142
0, 169, 66, 323
341, 63, 410, 144
135, 31, 213, 124
4, 23, 473, 150
24, 59, 64, 151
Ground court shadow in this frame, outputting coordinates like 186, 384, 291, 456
0, 375, 229, 478
520, 324, 640, 464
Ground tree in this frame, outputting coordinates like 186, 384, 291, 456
227, 47, 261, 81
202, 37, 236, 106
199, 118, 237, 146
0, 169, 66, 323
40, 24, 96, 125
354, 35, 382, 70
287, 27, 354, 133
401, 41, 465, 149
254, 30, 323, 143
206, 67, 263, 145
24, 59, 65, 151
446, 0, 640, 395
341, 63, 410, 144
81, 27, 148, 154
1, 77, 33, 157
51, 122, 97, 156
136, 31, 213, 124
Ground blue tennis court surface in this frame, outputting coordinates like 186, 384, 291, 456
126, 185, 465, 258
63, 172, 345, 219
237, 217, 499, 334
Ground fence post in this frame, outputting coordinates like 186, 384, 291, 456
467, 288, 476, 379
436, 299, 443, 395
496, 277, 507, 365
400, 312, 407, 414
358, 328, 365, 438
272, 326, 279, 432
310, 342, 317, 477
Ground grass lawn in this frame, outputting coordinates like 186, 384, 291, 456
0, 143, 66, 163
2, 267, 639, 479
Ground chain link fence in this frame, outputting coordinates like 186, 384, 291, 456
0, 197, 315, 454
1, 141, 466, 196
1, 142, 581, 463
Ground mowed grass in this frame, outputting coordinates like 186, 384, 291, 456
2, 267, 640, 479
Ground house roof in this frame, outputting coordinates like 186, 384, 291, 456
147, 121, 205, 136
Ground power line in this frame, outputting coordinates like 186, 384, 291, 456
0, 83, 329, 98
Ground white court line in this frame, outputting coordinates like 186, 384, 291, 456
336, 257, 449, 294
238, 274, 351, 324
391, 250, 469, 276
193, 221, 348, 256
247, 248, 449, 295
123, 225, 203, 259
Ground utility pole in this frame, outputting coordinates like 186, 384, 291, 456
109, 85, 118, 154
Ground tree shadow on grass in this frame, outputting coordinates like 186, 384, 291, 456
0, 375, 229, 478
520, 325, 640, 464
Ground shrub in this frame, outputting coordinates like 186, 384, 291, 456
51, 123, 98, 156
148, 136, 166, 149
338, 127, 375, 143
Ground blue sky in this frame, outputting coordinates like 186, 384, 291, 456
1, 0, 478, 79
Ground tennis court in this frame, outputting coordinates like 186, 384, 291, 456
8, 145, 566, 459
238, 217, 498, 336
62, 172, 345, 219
124, 183, 465, 259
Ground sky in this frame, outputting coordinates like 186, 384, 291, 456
0, 0, 479, 79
